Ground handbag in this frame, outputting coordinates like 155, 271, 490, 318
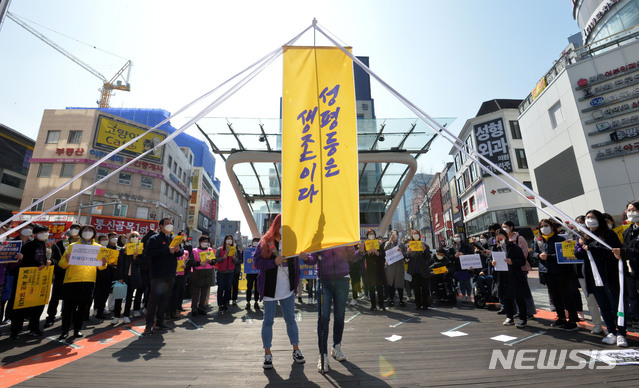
518, 235, 532, 272
112, 281, 128, 300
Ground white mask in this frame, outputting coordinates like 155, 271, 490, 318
479, 238, 487, 244
130, 237, 139, 243
82, 231, 94, 241
100, 240, 108, 246
367, 235, 375, 240
413, 234, 420, 240
585, 218, 599, 228
540, 226, 552, 236
503, 227, 511, 234
628, 211, 639, 223
226, 239, 232, 245
606, 222, 613, 229
36, 232, 49, 241
69, 229, 79, 236
21, 228, 32, 236
201, 242, 209, 248
453, 237, 461, 243
163, 224, 174, 233
436, 254, 444, 260
110, 238, 118, 245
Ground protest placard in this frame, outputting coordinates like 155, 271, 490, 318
169, 235, 184, 248
432, 266, 448, 275
199, 250, 214, 264
243, 247, 259, 274
300, 261, 317, 279
228, 246, 237, 257
0, 241, 22, 263
459, 254, 482, 270
13, 266, 53, 309
492, 251, 508, 271
385, 246, 404, 265
125, 242, 143, 255
556, 241, 584, 264
69, 244, 103, 266
409, 241, 423, 251
365, 239, 380, 251
98, 247, 120, 265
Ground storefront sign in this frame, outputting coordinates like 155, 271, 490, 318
56, 147, 85, 156
582, 0, 622, 41
91, 215, 157, 235
170, 173, 188, 193
473, 118, 512, 176
199, 189, 214, 220
595, 140, 639, 160
94, 115, 166, 164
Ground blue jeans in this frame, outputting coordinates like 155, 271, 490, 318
317, 277, 349, 354
261, 293, 299, 349
217, 272, 233, 307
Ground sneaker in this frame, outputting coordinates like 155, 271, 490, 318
577, 312, 585, 321
503, 318, 515, 326
562, 322, 579, 331
263, 354, 273, 369
602, 333, 617, 345
292, 349, 306, 364
123, 317, 131, 324
132, 310, 140, 318
331, 344, 346, 361
349, 299, 357, 307
515, 320, 527, 328
298, 297, 303, 303
254, 302, 260, 310
550, 304, 556, 312
617, 335, 629, 348
317, 354, 329, 373
111, 317, 120, 325
591, 324, 604, 334
550, 319, 567, 328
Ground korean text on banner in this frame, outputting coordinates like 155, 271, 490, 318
199, 250, 214, 264
69, 244, 103, 266
126, 242, 144, 255
459, 254, 482, 270
243, 247, 259, 274
408, 241, 423, 252
300, 260, 318, 279
0, 241, 22, 263
228, 246, 237, 257
556, 242, 584, 264
170, 235, 184, 248
613, 224, 631, 244
98, 248, 120, 265
282, 46, 360, 257
365, 239, 380, 251
13, 266, 54, 309
385, 246, 404, 266
492, 251, 508, 271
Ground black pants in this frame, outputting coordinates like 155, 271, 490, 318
368, 285, 384, 309
113, 277, 140, 318
145, 277, 175, 331
412, 273, 431, 308
46, 282, 64, 322
546, 273, 578, 323
389, 287, 404, 303
141, 271, 151, 308
170, 275, 186, 315
230, 272, 240, 302
93, 277, 111, 316
61, 299, 90, 334
504, 298, 527, 322
246, 274, 258, 303
11, 305, 44, 336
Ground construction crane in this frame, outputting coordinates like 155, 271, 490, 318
6, 11, 131, 108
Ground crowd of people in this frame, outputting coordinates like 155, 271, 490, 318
1, 201, 638, 372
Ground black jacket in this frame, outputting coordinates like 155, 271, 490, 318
147, 231, 184, 279
406, 249, 431, 277
575, 229, 623, 293
532, 233, 569, 275
621, 224, 639, 277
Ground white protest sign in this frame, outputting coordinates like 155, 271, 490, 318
492, 251, 508, 272
69, 244, 103, 266
385, 246, 404, 265
459, 254, 482, 270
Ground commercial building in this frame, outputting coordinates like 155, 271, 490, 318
519, 1, 639, 222
0, 123, 34, 222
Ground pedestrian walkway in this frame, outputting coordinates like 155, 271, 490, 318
1, 270, 638, 387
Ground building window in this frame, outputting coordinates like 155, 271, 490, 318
469, 163, 478, 183
136, 206, 149, 219
45, 130, 60, 144
60, 163, 75, 178
113, 204, 128, 217
163, 182, 168, 195
37, 163, 53, 177
118, 172, 132, 185
141, 176, 153, 189
510, 121, 522, 139
178, 167, 182, 180
469, 196, 476, 212
1, 173, 25, 189
173, 162, 177, 173
454, 153, 462, 172
515, 148, 528, 169
67, 130, 83, 144
457, 176, 465, 194
465, 135, 473, 153
463, 201, 469, 216
31, 198, 44, 212
97, 167, 109, 180
168, 156, 173, 171
54, 198, 68, 212
169, 188, 174, 200
549, 102, 564, 129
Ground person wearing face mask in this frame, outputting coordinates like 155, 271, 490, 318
449, 234, 474, 303
230, 242, 244, 307
1, 224, 23, 325
189, 236, 215, 316
613, 201, 639, 330
9, 224, 59, 339
406, 229, 431, 310
245, 237, 261, 310
214, 235, 238, 313
491, 228, 532, 329
57, 225, 107, 339
474, 234, 497, 307
143, 218, 183, 335
112, 232, 144, 325
531, 219, 579, 331
92, 232, 119, 320
363, 229, 386, 312
384, 230, 406, 308
45, 224, 81, 328
502, 221, 536, 320
575, 209, 627, 347
169, 238, 190, 320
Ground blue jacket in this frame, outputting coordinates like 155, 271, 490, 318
146, 231, 184, 279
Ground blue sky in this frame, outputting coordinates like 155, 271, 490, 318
0, 0, 579, 235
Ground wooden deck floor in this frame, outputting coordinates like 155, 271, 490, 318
1, 275, 639, 387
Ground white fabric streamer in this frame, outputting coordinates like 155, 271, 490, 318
586, 250, 604, 287
618, 258, 625, 328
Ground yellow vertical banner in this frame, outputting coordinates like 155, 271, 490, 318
13, 266, 54, 309
282, 46, 360, 257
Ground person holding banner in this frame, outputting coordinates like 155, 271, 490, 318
531, 219, 579, 331
449, 234, 474, 303
491, 229, 532, 328
215, 235, 239, 313
113, 231, 144, 325
576, 210, 627, 347
93, 232, 119, 319
45, 224, 81, 328
406, 230, 432, 310
190, 236, 215, 316
614, 201, 639, 327
58, 225, 107, 339
363, 229, 386, 312
9, 224, 58, 339
169, 245, 190, 319
253, 214, 306, 369
384, 230, 406, 308
1, 224, 23, 325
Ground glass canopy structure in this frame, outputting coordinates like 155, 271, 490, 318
197, 117, 455, 237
